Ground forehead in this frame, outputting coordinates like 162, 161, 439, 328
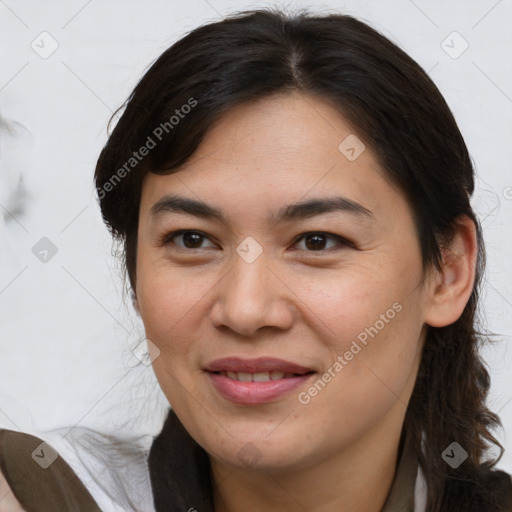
139, 92, 409, 228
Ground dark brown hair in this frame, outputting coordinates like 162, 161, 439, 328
94, 8, 509, 510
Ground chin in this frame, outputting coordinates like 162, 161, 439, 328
217, 444, 305, 472
202, 427, 313, 471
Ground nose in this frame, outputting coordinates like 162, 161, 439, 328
210, 250, 294, 338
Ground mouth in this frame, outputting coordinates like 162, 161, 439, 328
212, 370, 310, 382
204, 357, 316, 405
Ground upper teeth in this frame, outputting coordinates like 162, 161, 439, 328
221, 371, 294, 382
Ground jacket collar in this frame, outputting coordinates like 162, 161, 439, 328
148, 409, 419, 511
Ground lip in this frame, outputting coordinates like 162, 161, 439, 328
204, 357, 313, 374
204, 357, 315, 405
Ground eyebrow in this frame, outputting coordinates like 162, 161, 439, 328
149, 194, 374, 225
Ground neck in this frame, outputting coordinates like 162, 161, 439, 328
210, 418, 405, 512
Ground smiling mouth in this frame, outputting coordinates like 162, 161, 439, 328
211, 370, 314, 382
204, 356, 316, 405
206, 370, 315, 405
204, 356, 314, 374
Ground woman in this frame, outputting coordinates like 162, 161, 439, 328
1, 7, 511, 512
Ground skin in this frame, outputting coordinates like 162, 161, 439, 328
0, 470, 24, 512
134, 91, 477, 512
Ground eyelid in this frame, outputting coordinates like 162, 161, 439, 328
160, 229, 217, 248
160, 229, 353, 251
292, 232, 354, 250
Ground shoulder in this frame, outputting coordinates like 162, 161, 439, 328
0, 427, 155, 512
0, 428, 102, 511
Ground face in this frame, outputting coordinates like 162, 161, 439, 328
135, 92, 431, 472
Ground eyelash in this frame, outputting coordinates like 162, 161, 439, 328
160, 229, 353, 253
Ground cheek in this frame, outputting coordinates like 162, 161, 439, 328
295, 265, 424, 404
295, 293, 422, 447
136, 248, 191, 351
295, 263, 413, 345
136, 264, 211, 409
137, 270, 205, 354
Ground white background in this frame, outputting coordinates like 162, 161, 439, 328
1, 0, 511, 473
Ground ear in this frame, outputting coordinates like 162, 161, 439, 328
423, 215, 478, 328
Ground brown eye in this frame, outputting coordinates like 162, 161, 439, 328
293, 232, 349, 252
163, 230, 216, 250
161, 230, 350, 252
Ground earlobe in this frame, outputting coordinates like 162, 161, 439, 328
423, 216, 478, 328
